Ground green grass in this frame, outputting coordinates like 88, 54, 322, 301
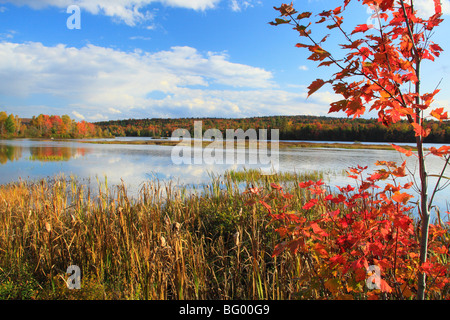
28, 155, 69, 162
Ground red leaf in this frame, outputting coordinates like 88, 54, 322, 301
295, 43, 311, 49
420, 261, 433, 274
434, 0, 442, 14
329, 99, 349, 113
351, 24, 370, 34
282, 192, 294, 200
427, 13, 444, 30
271, 183, 283, 190
272, 242, 287, 257
307, 79, 326, 97
430, 43, 443, 52
299, 180, 314, 188
318, 60, 334, 67
302, 199, 318, 210
297, 11, 312, 20
310, 222, 328, 237
259, 200, 272, 213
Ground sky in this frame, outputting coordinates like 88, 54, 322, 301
0, 0, 449, 122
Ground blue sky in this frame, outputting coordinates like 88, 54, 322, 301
0, 0, 449, 121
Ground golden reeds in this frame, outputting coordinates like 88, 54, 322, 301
0, 169, 325, 300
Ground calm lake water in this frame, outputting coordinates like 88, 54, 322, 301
0, 138, 449, 219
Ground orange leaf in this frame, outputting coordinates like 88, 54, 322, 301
391, 192, 413, 205
367, 292, 379, 300
391, 144, 414, 157
401, 283, 414, 298
392, 161, 407, 177
428, 146, 450, 157
324, 278, 340, 294
411, 123, 431, 138
337, 294, 353, 300
430, 107, 448, 121
380, 279, 392, 293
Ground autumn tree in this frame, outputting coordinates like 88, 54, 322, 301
61, 114, 73, 136
5, 114, 16, 135
0, 111, 7, 135
271, 0, 449, 299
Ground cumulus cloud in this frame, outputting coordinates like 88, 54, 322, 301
0, 41, 324, 120
0, 0, 221, 25
72, 111, 85, 120
229, 0, 260, 12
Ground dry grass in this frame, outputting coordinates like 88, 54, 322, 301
0, 169, 323, 300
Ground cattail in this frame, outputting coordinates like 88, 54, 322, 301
164, 215, 171, 227
171, 222, 181, 234
160, 236, 167, 247
233, 231, 240, 247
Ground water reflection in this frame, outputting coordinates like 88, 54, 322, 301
0, 144, 22, 164
29, 145, 88, 162
0, 139, 448, 214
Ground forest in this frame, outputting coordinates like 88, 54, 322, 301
95, 115, 450, 143
1, 111, 449, 143
0, 112, 109, 139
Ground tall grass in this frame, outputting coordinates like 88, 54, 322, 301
0, 169, 325, 300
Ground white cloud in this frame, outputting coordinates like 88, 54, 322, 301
129, 35, 152, 40
3, 41, 444, 121
108, 107, 122, 114
298, 65, 308, 71
147, 46, 274, 88
72, 111, 85, 120
0, 0, 221, 25
229, 0, 260, 12
412, 0, 450, 17
0, 41, 289, 120
0, 30, 16, 40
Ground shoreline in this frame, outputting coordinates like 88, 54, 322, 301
71, 138, 416, 151
0, 136, 431, 151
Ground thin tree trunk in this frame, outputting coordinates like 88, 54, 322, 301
414, 59, 429, 300
416, 135, 429, 300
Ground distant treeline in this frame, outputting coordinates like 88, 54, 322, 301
0, 112, 110, 139
2, 112, 449, 143
95, 115, 450, 143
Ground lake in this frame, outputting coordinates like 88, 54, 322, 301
0, 138, 449, 219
